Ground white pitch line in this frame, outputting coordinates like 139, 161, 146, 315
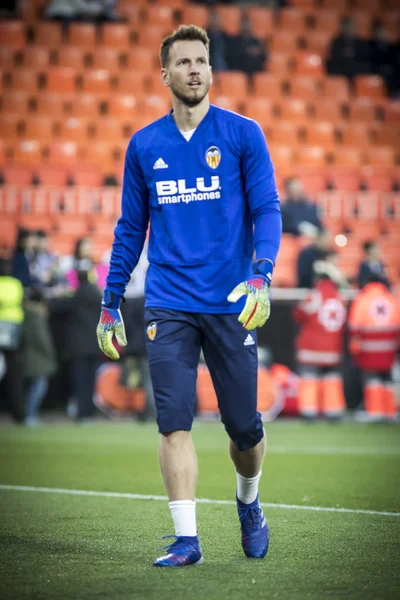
268, 447, 400, 456
0, 485, 399, 518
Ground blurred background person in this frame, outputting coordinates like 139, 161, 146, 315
296, 229, 331, 289
368, 22, 396, 96
50, 268, 102, 422
31, 230, 66, 294
358, 240, 390, 290
281, 178, 323, 237
0, 257, 25, 423
227, 13, 266, 75
46, 0, 118, 22
326, 16, 370, 79
293, 254, 347, 420
206, 8, 229, 73
66, 237, 107, 292
11, 228, 40, 290
348, 274, 400, 422
23, 288, 57, 427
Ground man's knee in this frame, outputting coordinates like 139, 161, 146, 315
224, 412, 264, 451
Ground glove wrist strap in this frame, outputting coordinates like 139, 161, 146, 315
102, 290, 123, 309
253, 258, 274, 285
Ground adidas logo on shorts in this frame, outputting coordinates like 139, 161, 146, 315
153, 157, 168, 169
243, 334, 255, 346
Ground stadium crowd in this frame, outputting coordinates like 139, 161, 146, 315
0, 0, 399, 424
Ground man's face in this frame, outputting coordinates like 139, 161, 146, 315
287, 179, 304, 201
369, 244, 380, 260
162, 40, 212, 108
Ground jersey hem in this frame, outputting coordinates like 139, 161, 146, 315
144, 302, 241, 315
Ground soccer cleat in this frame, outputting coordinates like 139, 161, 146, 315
153, 535, 204, 567
237, 494, 269, 559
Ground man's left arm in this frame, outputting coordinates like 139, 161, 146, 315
227, 121, 282, 330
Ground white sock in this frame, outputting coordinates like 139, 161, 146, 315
236, 470, 262, 504
169, 500, 197, 537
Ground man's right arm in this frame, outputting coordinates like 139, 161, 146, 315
106, 136, 150, 299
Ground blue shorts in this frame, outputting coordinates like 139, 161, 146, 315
145, 308, 263, 451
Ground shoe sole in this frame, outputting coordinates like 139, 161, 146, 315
153, 555, 204, 567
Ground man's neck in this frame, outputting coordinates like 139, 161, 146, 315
171, 96, 210, 132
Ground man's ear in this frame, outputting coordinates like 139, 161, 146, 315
161, 68, 170, 87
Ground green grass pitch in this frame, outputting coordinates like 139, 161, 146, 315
0, 420, 399, 600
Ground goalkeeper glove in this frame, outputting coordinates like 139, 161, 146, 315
96, 290, 127, 361
227, 259, 273, 331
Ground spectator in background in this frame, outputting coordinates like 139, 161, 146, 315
296, 229, 332, 289
66, 237, 107, 292
23, 289, 57, 427
46, 0, 118, 22
228, 14, 266, 75
31, 230, 65, 292
293, 257, 347, 420
11, 228, 40, 289
206, 8, 229, 72
50, 269, 102, 422
358, 241, 389, 290
0, 258, 25, 423
281, 178, 323, 238
368, 22, 396, 96
327, 17, 370, 79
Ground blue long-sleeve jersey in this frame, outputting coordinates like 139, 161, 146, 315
106, 105, 282, 313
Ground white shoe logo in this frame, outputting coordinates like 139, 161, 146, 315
153, 158, 168, 169
244, 334, 255, 346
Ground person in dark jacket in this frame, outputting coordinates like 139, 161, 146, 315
327, 17, 370, 79
227, 14, 266, 75
11, 228, 40, 289
281, 178, 323, 237
206, 8, 230, 72
50, 269, 102, 421
357, 241, 389, 290
296, 229, 332, 289
23, 289, 57, 426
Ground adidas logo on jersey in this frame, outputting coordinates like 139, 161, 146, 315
153, 158, 168, 169
244, 334, 255, 346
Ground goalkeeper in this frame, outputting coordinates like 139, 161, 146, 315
97, 25, 281, 567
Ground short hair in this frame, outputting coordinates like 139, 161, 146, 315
160, 25, 210, 68
363, 240, 376, 253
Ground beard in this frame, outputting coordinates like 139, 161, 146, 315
170, 80, 210, 107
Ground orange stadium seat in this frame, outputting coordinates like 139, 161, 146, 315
2, 164, 33, 186
354, 75, 387, 99
252, 73, 284, 101
49, 234, 76, 257
180, 5, 209, 29
0, 21, 26, 50
373, 125, 400, 148
246, 7, 274, 39
58, 117, 90, 143
267, 52, 292, 74
55, 46, 87, 70
289, 76, 322, 101
45, 67, 77, 94
35, 165, 69, 186
67, 93, 100, 118
382, 101, 400, 125
1, 91, 31, 116
141, 95, 171, 119
366, 147, 396, 168
352, 0, 381, 11
34, 22, 64, 46
329, 170, 362, 191
362, 170, 394, 193
9, 68, 40, 93
107, 94, 137, 118
116, 71, 148, 95
0, 115, 22, 140
279, 98, 310, 123
279, 9, 307, 33
322, 76, 350, 102
0, 47, 16, 69
135, 25, 170, 50
47, 141, 79, 166
144, 5, 175, 29
19, 215, 54, 233
215, 5, 242, 36
24, 116, 55, 142
303, 31, 332, 57
209, 94, 239, 112
305, 122, 335, 147
294, 51, 323, 76
268, 121, 301, 147
348, 98, 379, 122
70, 165, 103, 187
313, 100, 343, 123
312, 10, 341, 36
34, 93, 66, 118
80, 69, 111, 96
295, 168, 328, 194
339, 123, 372, 147
21, 46, 52, 69
0, 140, 5, 167
320, 0, 348, 10
0, 218, 18, 247
53, 215, 89, 237
243, 97, 274, 127
125, 47, 157, 72
93, 118, 125, 142
101, 23, 131, 49
289, 0, 315, 6
67, 23, 97, 48
297, 146, 327, 167
81, 142, 115, 173
332, 147, 364, 167
90, 47, 121, 71
268, 145, 295, 177
269, 31, 300, 54
216, 72, 249, 97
